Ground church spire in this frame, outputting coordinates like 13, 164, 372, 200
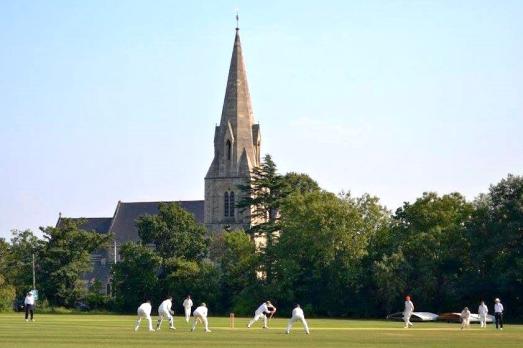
204, 23, 261, 233
220, 24, 254, 128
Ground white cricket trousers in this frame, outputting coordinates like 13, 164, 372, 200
192, 313, 210, 332
184, 307, 191, 323
479, 314, 487, 328
403, 312, 413, 327
157, 309, 174, 329
286, 315, 310, 334
248, 312, 267, 328
461, 318, 470, 329
135, 309, 154, 331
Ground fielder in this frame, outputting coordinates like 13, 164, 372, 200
478, 301, 489, 328
403, 296, 414, 328
135, 300, 155, 332
285, 304, 310, 334
247, 301, 277, 329
183, 295, 193, 323
156, 296, 175, 330
191, 303, 211, 332
460, 307, 471, 330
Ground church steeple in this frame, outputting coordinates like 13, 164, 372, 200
207, 27, 260, 179
204, 25, 261, 233
220, 27, 255, 136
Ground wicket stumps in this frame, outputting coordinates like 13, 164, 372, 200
230, 313, 235, 328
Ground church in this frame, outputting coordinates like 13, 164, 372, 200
57, 25, 261, 294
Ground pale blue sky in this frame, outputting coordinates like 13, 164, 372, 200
1, 1, 522, 239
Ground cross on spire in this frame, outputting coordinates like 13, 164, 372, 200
235, 10, 239, 30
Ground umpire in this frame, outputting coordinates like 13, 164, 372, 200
24, 292, 35, 322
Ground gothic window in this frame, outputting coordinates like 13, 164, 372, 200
226, 140, 232, 160
229, 191, 235, 217
224, 192, 230, 217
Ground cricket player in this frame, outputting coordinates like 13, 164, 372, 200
24, 292, 35, 322
494, 298, 504, 330
403, 296, 414, 328
478, 301, 489, 328
460, 307, 471, 330
285, 304, 310, 334
134, 300, 155, 332
183, 295, 193, 323
247, 301, 277, 329
156, 296, 175, 330
191, 303, 211, 332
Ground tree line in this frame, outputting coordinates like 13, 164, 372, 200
1, 155, 522, 319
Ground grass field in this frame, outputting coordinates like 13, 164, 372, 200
0, 313, 522, 348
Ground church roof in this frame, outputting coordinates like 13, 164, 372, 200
57, 200, 205, 244
108, 200, 205, 243
56, 217, 112, 234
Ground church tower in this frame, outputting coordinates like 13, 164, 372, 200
204, 26, 261, 233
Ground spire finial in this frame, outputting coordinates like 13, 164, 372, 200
235, 9, 239, 30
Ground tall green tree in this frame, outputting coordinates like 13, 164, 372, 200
137, 202, 208, 261
0, 238, 16, 312
373, 192, 473, 313
282, 172, 321, 195
0, 273, 15, 312
236, 155, 286, 283
237, 154, 285, 235
6, 230, 40, 298
215, 231, 259, 314
270, 190, 389, 316
0, 238, 11, 286
119, 203, 214, 308
38, 219, 111, 306
237, 156, 322, 283
112, 242, 161, 311
466, 174, 523, 316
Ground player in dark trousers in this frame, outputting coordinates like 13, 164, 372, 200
24, 292, 35, 322
494, 298, 504, 330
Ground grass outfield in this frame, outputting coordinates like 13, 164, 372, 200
0, 314, 522, 348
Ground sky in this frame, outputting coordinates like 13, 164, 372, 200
1, 0, 522, 240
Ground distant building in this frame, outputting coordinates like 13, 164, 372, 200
57, 26, 261, 294
205, 27, 260, 233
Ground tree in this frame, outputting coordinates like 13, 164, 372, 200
237, 154, 286, 235
38, 219, 111, 306
112, 242, 161, 311
0, 238, 16, 312
136, 202, 208, 261
85, 280, 109, 310
270, 190, 389, 316
282, 172, 320, 194
0, 274, 15, 312
466, 174, 523, 317
0, 238, 10, 282
123, 202, 216, 308
373, 192, 473, 313
6, 230, 40, 298
236, 156, 323, 283
216, 231, 259, 314
163, 258, 220, 311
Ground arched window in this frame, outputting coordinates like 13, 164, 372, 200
229, 191, 235, 217
224, 192, 230, 217
226, 140, 232, 160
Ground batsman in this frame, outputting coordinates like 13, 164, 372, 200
247, 301, 277, 329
